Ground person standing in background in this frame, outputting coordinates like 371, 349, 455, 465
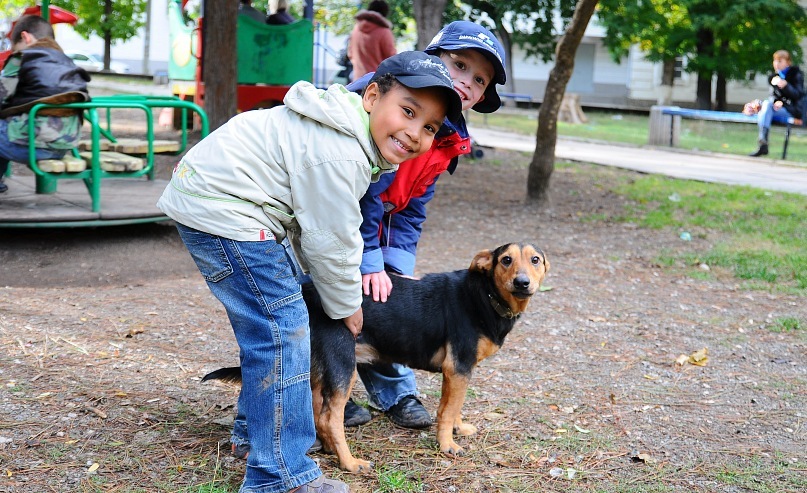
266, 0, 295, 25
348, 0, 396, 80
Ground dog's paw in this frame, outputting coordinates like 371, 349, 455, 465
440, 440, 466, 457
341, 458, 374, 474
454, 423, 477, 436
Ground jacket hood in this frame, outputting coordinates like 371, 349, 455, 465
283, 81, 394, 177
354, 10, 392, 30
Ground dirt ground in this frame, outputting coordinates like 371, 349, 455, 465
0, 135, 805, 492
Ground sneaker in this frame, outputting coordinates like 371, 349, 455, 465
344, 399, 371, 427
308, 437, 322, 454
293, 475, 350, 492
231, 442, 250, 460
0, 180, 7, 194
385, 396, 431, 429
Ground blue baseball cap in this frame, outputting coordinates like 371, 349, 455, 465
370, 51, 463, 123
425, 21, 507, 113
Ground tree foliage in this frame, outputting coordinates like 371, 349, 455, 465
1, 1, 31, 23
599, 0, 807, 107
464, 0, 578, 63
59, 0, 147, 44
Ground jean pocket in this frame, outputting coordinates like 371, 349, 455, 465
176, 225, 233, 283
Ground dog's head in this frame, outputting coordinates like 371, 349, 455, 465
469, 243, 550, 316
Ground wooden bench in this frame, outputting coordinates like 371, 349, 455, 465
649, 105, 805, 159
15, 95, 209, 212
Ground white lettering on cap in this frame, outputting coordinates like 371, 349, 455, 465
408, 58, 452, 83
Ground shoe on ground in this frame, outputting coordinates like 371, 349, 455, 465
231, 442, 250, 460
0, 180, 7, 194
749, 144, 769, 157
308, 437, 322, 454
385, 395, 431, 429
344, 399, 371, 427
292, 475, 350, 492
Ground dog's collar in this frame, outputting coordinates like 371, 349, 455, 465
488, 293, 516, 319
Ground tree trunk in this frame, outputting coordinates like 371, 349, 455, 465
658, 57, 675, 105
413, 0, 448, 49
526, 0, 598, 204
142, 0, 152, 74
103, 0, 113, 72
715, 72, 727, 111
204, 0, 238, 131
695, 27, 713, 109
714, 41, 729, 111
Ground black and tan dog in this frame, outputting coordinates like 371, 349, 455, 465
203, 242, 549, 473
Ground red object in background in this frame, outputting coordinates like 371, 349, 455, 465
22, 5, 79, 24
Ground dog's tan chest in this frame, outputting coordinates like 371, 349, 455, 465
476, 337, 501, 363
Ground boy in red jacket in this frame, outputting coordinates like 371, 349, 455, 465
345, 21, 508, 428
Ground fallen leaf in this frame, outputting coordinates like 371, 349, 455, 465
689, 348, 709, 366
574, 424, 591, 434
675, 354, 689, 365
589, 316, 607, 322
87, 463, 99, 473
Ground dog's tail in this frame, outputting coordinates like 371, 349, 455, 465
201, 366, 242, 384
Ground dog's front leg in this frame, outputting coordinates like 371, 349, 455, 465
436, 370, 476, 456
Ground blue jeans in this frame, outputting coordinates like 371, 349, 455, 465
176, 224, 321, 493
358, 363, 418, 410
0, 118, 67, 177
757, 99, 794, 143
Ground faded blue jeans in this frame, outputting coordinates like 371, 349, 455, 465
176, 224, 321, 493
756, 98, 796, 144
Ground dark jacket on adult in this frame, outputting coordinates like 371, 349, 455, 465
769, 65, 806, 119
1, 38, 90, 114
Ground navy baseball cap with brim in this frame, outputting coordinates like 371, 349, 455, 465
425, 21, 507, 113
370, 51, 463, 123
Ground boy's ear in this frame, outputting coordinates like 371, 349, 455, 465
362, 82, 381, 113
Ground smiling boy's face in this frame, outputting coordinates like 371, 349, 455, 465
362, 82, 448, 164
438, 49, 495, 112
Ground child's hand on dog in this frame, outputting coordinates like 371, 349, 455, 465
362, 271, 393, 302
343, 308, 363, 338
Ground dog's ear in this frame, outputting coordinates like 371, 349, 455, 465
470, 249, 494, 272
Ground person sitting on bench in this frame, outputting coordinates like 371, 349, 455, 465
742, 49, 806, 157
0, 15, 90, 194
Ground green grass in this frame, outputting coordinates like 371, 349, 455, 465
469, 109, 807, 297
607, 175, 806, 293
467, 109, 807, 163
770, 316, 803, 332
376, 466, 422, 492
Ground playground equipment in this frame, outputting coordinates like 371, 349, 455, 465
0, 2, 210, 228
168, 0, 314, 113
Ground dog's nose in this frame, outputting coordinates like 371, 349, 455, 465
513, 275, 530, 290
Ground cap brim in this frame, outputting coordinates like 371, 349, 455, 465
473, 84, 501, 114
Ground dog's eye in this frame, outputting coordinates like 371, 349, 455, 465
501, 256, 512, 266
532, 256, 542, 265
